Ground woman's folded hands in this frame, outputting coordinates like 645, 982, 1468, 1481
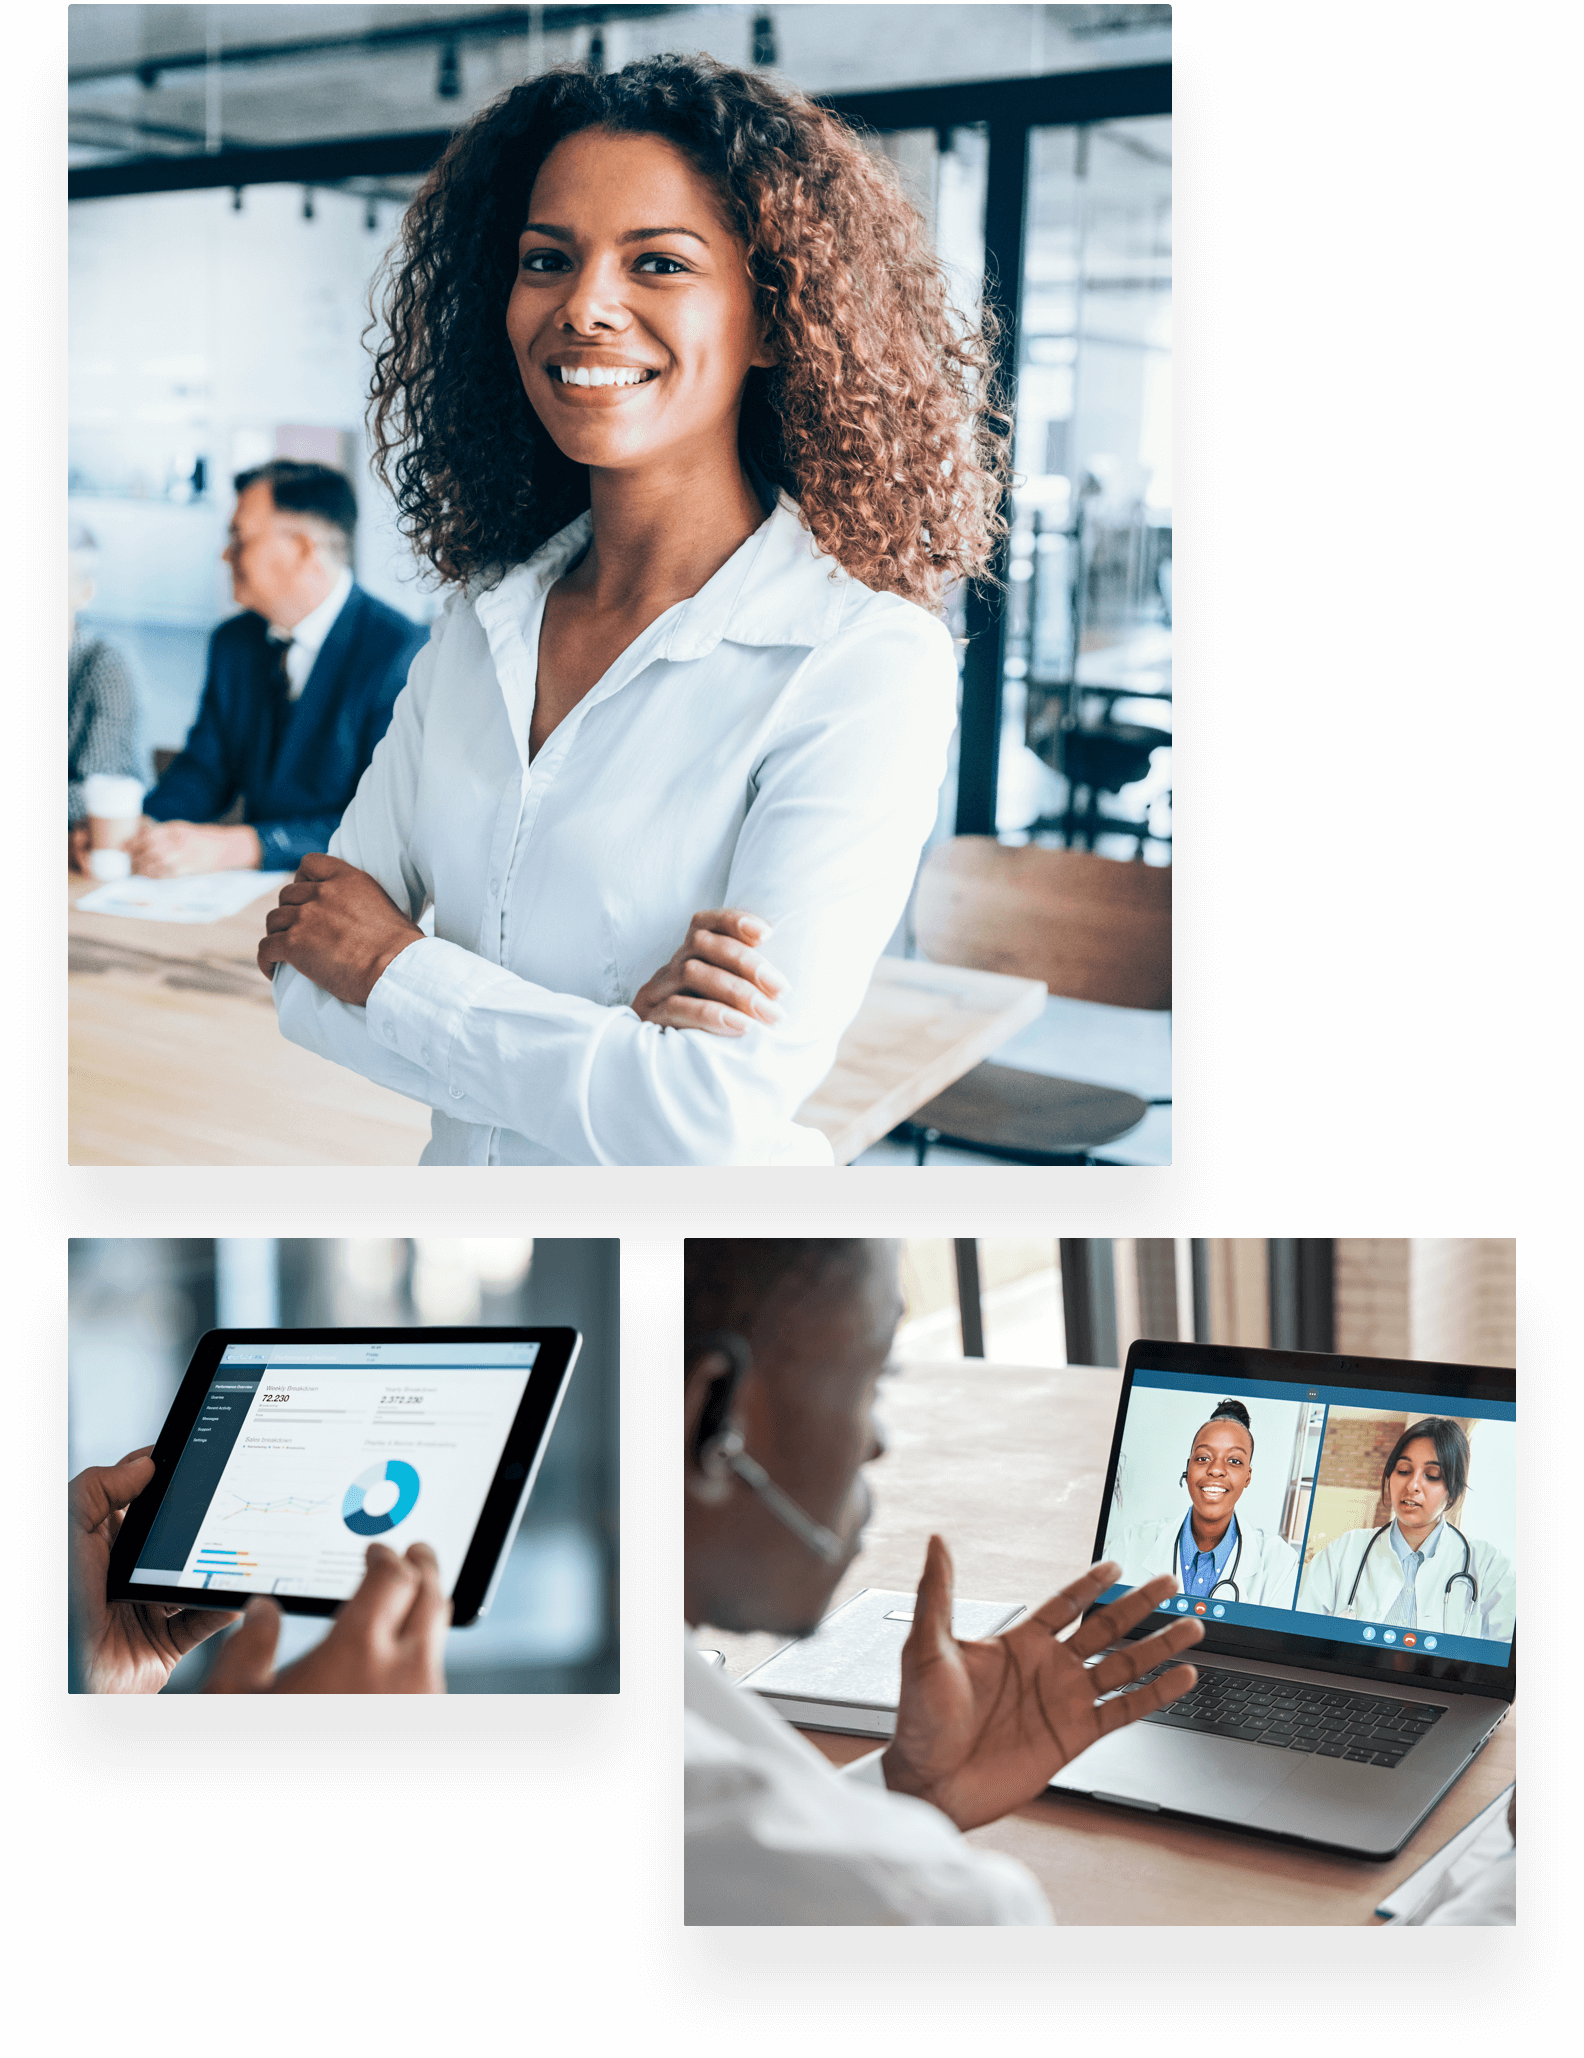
632, 907, 789, 1036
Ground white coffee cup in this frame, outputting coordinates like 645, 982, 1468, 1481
82, 772, 145, 873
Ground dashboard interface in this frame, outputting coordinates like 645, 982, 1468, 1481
128, 1340, 539, 1601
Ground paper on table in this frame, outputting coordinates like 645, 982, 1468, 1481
75, 870, 295, 924
1374, 1782, 1515, 1922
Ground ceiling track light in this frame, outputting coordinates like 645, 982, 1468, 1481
586, 28, 606, 74
365, 200, 378, 232
437, 41, 461, 99
752, 13, 778, 67
301, 187, 315, 221
231, 186, 244, 212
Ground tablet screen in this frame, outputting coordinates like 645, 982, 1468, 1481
126, 1340, 540, 1601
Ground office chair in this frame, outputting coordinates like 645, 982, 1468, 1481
901, 837, 1170, 1165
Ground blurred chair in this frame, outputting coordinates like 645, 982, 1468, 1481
902, 838, 1170, 1165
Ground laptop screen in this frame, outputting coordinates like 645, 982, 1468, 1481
1095, 1355, 1516, 1675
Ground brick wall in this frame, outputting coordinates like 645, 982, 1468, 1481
1334, 1239, 1515, 1364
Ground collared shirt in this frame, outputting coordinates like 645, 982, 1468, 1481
268, 565, 353, 698
684, 1635, 1052, 1925
1386, 1517, 1443, 1628
1178, 1512, 1238, 1598
273, 494, 957, 1165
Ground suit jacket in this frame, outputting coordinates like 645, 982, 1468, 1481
144, 585, 430, 870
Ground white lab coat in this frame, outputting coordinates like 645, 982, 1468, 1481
684, 1636, 1052, 1925
1297, 1522, 1515, 1641
273, 494, 956, 1165
1106, 1515, 1302, 1608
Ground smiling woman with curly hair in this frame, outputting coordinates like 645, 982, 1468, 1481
260, 54, 1011, 1167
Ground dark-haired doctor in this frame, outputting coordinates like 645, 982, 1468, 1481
1297, 1419, 1515, 1641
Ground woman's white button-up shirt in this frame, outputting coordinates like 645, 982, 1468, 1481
273, 494, 957, 1165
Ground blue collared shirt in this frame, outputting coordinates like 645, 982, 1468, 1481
1179, 1512, 1238, 1598
1386, 1517, 1443, 1627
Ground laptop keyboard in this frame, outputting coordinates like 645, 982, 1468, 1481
1117, 1662, 1446, 1770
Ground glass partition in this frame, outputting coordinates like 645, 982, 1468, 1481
998, 114, 1172, 854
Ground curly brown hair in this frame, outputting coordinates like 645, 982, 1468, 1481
368, 54, 1009, 608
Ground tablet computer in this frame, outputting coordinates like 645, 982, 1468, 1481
105, 1327, 580, 1627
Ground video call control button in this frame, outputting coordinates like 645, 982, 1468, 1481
1361, 1626, 1376, 1639
1382, 1631, 1397, 1644
1423, 1636, 1438, 1650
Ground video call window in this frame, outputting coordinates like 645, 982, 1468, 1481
1102, 1371, 1516, 1663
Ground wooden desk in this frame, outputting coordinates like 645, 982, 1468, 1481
706, 1361, 1516, 1926
796, 956, 1046, 1163
68, 876, 432, 1165
69, 881, 1045, 1167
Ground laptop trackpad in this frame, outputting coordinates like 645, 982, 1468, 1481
1049, 1723, 1295, 1822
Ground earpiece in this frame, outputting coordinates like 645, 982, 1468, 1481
686, 1330, 846, 1566
690, 1332, 749, 1468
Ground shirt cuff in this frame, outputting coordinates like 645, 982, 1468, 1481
839, 1747, 890, 1787
363, 934, 497, 1102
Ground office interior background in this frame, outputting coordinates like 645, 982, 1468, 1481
67, 1236, 620, 1692
895, 1239, 1517, 1370
68, 3, 1173, 1165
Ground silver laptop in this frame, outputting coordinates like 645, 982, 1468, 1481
1049, 1338, 1516, 1859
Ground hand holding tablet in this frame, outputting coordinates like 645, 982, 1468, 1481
76, 1326, 581, 1691
205, 1544, 450, 1694
70, 1456, 448, 1693
69, 1448, 240, 1694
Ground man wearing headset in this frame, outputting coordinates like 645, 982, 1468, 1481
684, 1238, 1205, 1925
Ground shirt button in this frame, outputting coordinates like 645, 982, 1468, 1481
489, 878, 501, 896
385, 1024, 396, 1041
420, 1049, 430, 1064
449, 1084, 464, 1099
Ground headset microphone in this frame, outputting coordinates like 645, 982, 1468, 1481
691, 1330, 849, 1567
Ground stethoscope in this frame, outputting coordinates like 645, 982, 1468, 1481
1342, 1520, 1478, 1617
1168, 1465, 1234, 1605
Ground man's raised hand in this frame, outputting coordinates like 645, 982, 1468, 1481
881, 1534, 1203, 1831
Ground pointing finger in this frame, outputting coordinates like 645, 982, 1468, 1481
338, 1542, 421, 1641
398, 1543, 452, 1658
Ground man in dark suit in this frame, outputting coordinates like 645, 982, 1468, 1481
128, 460, 428, 877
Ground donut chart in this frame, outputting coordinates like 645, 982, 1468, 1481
342, 1459, 421, 1536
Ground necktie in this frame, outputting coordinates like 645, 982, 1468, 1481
264, 635, 295, 771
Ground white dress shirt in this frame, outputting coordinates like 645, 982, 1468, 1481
269, 565, 353, 698
685, 1637, 1051, 1925
273, 494, 957, 1165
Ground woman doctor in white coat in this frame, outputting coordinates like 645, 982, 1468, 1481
1297, 1417, 1515, 1642
1108, 1400, 1301, 1609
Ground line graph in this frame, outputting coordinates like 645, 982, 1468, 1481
222, 1491, 330, 1519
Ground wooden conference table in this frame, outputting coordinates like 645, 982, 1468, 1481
66, 876, 1045, 1165
704, 1360, 1517, 1926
